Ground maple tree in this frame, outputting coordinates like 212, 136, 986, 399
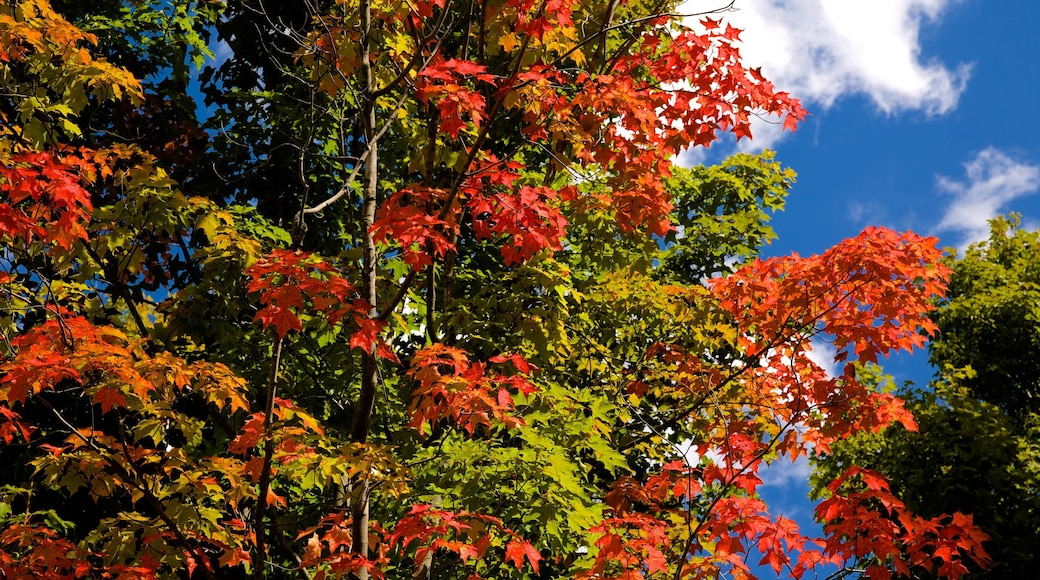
813, 216, 1040, 578
0, 0, 992, 579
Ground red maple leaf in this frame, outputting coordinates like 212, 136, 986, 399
93, 385, 127, 413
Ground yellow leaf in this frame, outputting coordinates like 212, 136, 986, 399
499, 32, 519, 53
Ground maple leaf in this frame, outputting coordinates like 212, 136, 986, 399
372, 187, 458, 270
255, 305, 303, 338
92, 385, 127, 413
438, 107, 469, 138
723, 24, 743, 42
407, 345, 537, 435
0, 151, 92, 251
247, 250, 361, 336
230, 413, 266, 455
350, 317, 386, 354
0, 405, 34, 444
504, 539, 542, 574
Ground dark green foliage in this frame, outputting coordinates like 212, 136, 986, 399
931, 216, 1040, 417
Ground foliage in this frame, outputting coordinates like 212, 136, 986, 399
931, 216, 1040, 416
812, 217, 1040, 578
0, 0, 991, 579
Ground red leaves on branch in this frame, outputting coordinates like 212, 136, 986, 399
229, 412, 267, 456
230, 397, 325, 463
388, 504, 541, 576
460, 156, 569, 264
0, 317, 148, 408
816, 467, 991, 579
583, 227, 978, 579
0, 315, 250, 435
506, 0, 576, 40
0, 151, 92, 250
373, 14, 808, 269
299, 513, 386, 580
708, 227, 950, 450
408, 0, 447, 20
503, 537, 543, 575
415, 58, 496, 138
372, 186, 457, 270
0, 523, 91, 579
545, 18, 805, 236
592, 460, 830, 580
0, 404, 33, 444
375, 165, 572, 268
713, 227, 948, 366
467, 184, 571, 265
406, 345, 538, 435
246, 250, 397, 360
582, 513, 671, 579
298, 505, 543, 578
247, 250, 358, 337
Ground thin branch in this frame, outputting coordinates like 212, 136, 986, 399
79, 241, 151, 340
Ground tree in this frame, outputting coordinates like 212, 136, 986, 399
930, 216, 1040, 417
812, 216, 1040, 578
0, 0, 990, 578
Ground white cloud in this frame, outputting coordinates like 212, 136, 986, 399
683, 0, 971, 151
804, 338, 839, 379
676, 145, 710, 167
935, 148, 1040, 250
678, 439, 725, 466
760, 454, 811, 487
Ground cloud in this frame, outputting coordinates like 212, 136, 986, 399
209, 38, 234, 68
684, 0, 971, 151
935, 148, 1040, 250
847, 200, 887, 227
760, 454, 811, 488
804, 338, 839, 379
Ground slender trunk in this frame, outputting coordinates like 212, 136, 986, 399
349, 0, 379, 575
253, 336, 284, 579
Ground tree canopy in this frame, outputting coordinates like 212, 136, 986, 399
0, 1, 991, 579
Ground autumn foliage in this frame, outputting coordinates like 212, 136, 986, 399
0, 0, 990, 579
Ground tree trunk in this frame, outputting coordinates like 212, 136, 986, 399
349, 0, 379, 576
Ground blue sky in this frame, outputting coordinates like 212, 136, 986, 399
681, 0, 1040, 575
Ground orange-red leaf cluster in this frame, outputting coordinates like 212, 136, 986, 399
708, 227, 950, 450
817, 467, 991, 579
372, 186, 458, 270
0, 151, 92, 250
247, 251, 396, 359
415, 58, 496, 138
247, 249, 360, 337
388, 504, 541, 576
406, 345, 538, 435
